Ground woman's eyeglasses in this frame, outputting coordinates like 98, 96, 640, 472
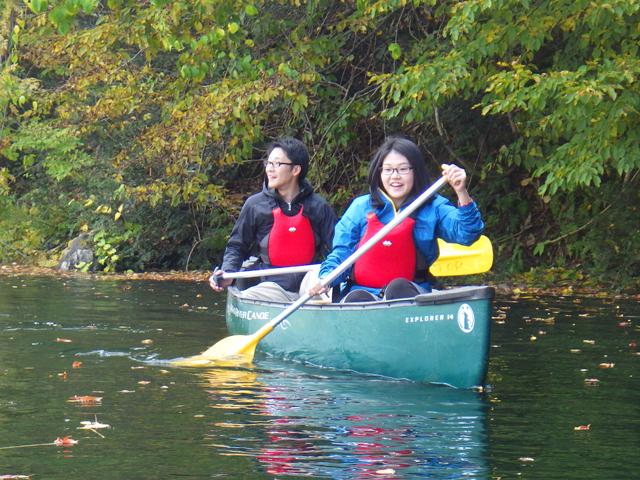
380, 166, 413, 176
263, 160, 294, 169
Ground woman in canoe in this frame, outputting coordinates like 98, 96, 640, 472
309, 136, 484, 302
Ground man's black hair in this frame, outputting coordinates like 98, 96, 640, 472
268, 137, 309, 180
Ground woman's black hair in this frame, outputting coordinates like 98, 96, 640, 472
367, 136, 432, 207
267, 137, 309, 180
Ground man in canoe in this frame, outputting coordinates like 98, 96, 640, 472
309, 136, 484, 302
210, 137, 337, 302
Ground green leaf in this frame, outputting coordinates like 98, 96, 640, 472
388, 43, 402, 60
29, 0, 49, 14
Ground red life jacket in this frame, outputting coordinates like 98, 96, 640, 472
353, 212, 416, 288
267, 206, 316, 266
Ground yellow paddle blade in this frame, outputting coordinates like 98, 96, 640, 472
430, 235, 493, 277
170, 334, 260, 367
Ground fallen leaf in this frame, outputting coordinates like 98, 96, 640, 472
574, 424, 591, 431
67, 395, 103, 405
54, 436, 78, 446
598, 362, 615, 369
141, 339, 153, 345
137, 380, 150, 385
570, 349, 581, 353
55, 338, 72, 343
71, 361, 82, 369
57, 371, 68, 380
519, 457, 535, 462
583, 339, 595, 344
584, 378, 600, 386
78, 420, 110, 430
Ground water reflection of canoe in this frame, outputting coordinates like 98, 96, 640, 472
225, 285, 494, 388
200, 364, 489, 479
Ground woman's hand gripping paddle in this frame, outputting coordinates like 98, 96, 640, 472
171, 177, 448, 367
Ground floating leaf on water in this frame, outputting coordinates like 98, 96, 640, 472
56, 338, 72, 343
519, 457, 535, 462
118, 390, 135, 393
54, 436, 78, 446
574, 424, 591, 431
530, 335, 537, 341
71, 361, 82, 368
78, 420, 110, 430
67, 395, 103, 405
137, 380, 151, 385
141, 339, 154, 345
583, 339, 595, 344
584, 378, 600, 386
598, 362, 615, 368
570, 349, 581, 353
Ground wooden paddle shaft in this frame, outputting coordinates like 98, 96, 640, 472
222, 264, 318, 279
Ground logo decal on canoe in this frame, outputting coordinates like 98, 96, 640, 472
405, 313, 453, 323
228, 305, 270, 321
457, 304, 475, 333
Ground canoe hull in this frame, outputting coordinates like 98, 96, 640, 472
225, 286, 494, 388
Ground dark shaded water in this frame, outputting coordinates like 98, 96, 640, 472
0, 275, 638, 479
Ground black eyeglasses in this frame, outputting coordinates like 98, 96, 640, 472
380, 166, 413, 176
263, 160, 294, 169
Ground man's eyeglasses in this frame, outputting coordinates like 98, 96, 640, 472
380, 166, 413, 176
263, 160, 294, 169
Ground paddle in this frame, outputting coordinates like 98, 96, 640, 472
171, 177, 447, 367
218, 234, 493, 281
430, 235, 493, 276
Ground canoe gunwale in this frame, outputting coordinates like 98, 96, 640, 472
227, 285, 494, 310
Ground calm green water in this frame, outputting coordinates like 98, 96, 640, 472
0, 276, 638, 479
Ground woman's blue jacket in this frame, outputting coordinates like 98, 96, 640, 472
318, 190, 484, 293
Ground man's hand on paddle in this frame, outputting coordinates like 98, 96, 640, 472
308, 282, 329, 297
209, 268, 233, 292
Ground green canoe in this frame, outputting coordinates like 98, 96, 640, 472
225, 285, 494, 388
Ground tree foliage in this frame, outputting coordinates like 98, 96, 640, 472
0, 0, 638, 283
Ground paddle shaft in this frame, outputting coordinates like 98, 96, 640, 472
222, 264, 317, 279
250, 176, 448, 343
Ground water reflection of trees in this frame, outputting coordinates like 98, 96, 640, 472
198, 366, 489, 478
